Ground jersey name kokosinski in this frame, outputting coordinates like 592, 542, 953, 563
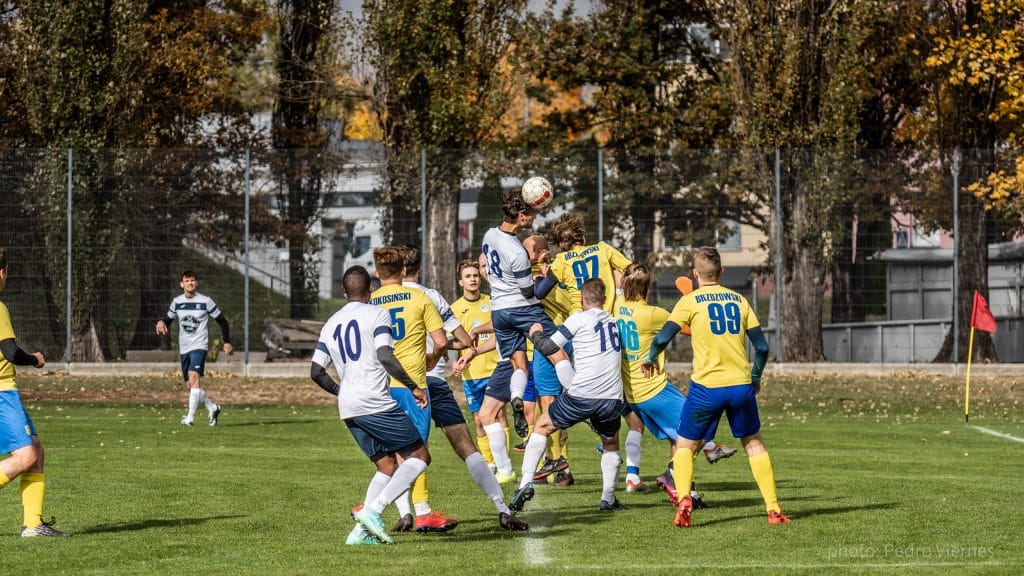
166, 292, 222, 354
313, 302, 397, 420
550, 308, 624, 401
403, 281, 462, 380
481, 227, 536, 312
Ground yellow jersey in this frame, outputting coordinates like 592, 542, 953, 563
550, 241, 631, 313
451, 294, 499, 381
614, 296, 670, 403
368, 284, 443, 389
667, 284, 760, 388
534, 262, 573, 325
0, 302, 18, 390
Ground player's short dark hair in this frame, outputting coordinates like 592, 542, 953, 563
550, 213, 586, 252
342, 266, 372, 299
500, 189, 532, 223
0, 247, 6, 271
621, 262, 651, 302
693, 246, 722, 281
181, 270, 197, 281
581, 278, 605, 307
399, 244, 421, 275
373, 246, 405, 280
457, 259, 480, 277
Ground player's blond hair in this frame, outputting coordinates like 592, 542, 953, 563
693, 246, 722, 282
581, 278, 606, 307
621, 262, 652, 302
457, 258, 480, 277
373, 246, 405, 280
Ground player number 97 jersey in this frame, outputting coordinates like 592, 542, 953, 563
313, 302, 396, 420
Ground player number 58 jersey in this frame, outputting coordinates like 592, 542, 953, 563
313, 302, 396, 420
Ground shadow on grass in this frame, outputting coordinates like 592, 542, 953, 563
216, 419, 321, 428
77, 514, 247, 535
433, 508, 617, 543
697, 501, 899, 527
699, 479, 802, 492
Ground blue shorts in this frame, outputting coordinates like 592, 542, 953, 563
484, 360, 513, 402
631, 383, 685, 441
677, 381, 761, 440
345, 405, 425, 461
426, 376, 466, 428
547, 394, 625, 440
463, 377, 489, 413
491, 305, 556, 358
531, 342, 572, 397
390, 387, 432, 442
524, 371, 538, 403
0, 390, 36, 454
180, 349, 207, 381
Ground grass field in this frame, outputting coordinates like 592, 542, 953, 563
2, 372, 1023, 575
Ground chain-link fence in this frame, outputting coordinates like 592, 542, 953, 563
1, 147, 1021, 363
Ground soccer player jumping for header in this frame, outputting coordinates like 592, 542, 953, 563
643, 247, 790, 527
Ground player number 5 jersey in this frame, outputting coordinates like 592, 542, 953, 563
313, 302, 397, 420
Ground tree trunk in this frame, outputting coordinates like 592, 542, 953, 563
626, 151, 656, 264
71, 318, 105, 362
780, 185, 827, 361
423, 157, 462, 301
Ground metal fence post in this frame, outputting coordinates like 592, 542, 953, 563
65, 149, 73, 365
420, 149, 427, 259
244, 148, 251, 367
597, 148, 604, 243
952, 149, 960, 364
773, 148, 783, 363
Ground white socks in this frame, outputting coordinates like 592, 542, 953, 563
510, 369, 528, 400
625, 430, 643, 483
519, 433, 548, 489
199, 388, 217, 412
484, 422, 513, 475
363, 472, 390, 509
394, 490, 413, 516
466, 452, 510, 514
369, 458, 428, 514
554, 360, 575, 389
187, 388, 201, 420
601, 450, 622, 503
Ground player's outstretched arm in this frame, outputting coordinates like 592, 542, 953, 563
643, 321, 681, 377
746, 326, 770, 392
310, 361, 340, 396
0, 338, 44, 368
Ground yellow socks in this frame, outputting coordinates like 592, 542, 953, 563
0, 470, 10, 490
547, 428, 562, 460
20, 473, 45, 529
749, 452, 781, 513
672, 448, 695, 504
477, 435, 494, 465
411, 472, 429, 507
503, 426, 511, 448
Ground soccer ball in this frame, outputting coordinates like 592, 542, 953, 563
521, 176, 553, 210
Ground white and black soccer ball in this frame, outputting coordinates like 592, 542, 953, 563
521, 176, 553, 210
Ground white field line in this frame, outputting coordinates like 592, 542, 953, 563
568, 561, 1008, 570
970, 425, 1024, 444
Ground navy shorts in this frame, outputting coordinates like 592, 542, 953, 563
491, 305, 556, 358
547, 394, 625, 440
677, 381, 761, 440
180, 349, 207, 381
345, 405, 425, 461
484, 360, 513, 402
0, 390, 36, 454
427, 376, 466, 428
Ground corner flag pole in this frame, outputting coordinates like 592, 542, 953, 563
965, 325, 976, 424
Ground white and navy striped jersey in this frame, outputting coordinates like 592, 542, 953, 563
550, 308, 624, 401
313, 302, 397, 419
165, 293, 223, 354
403, 281, 461, 380
481, 227, 535, 311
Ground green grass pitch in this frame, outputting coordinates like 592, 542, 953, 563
1, 373, 1023, 575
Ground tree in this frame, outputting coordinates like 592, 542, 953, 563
899, 0, 1023, 361
361, 0, 528, 300
717, 0, 887, 361
6, 1, 265, 359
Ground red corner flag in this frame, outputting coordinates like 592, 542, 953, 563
971, 291, 997, 334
